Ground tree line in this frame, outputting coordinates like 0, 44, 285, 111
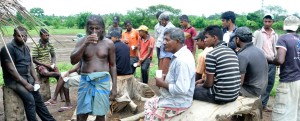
18, 4, 300, 31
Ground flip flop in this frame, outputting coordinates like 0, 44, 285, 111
44, 101, 57, 106
58, 106, 73, 112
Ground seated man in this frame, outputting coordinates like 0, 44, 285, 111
32, 28, 64, 101
144, 28, 195, 120
233, 27, 268, 97
44, 63, 81, 112
193, 25, 240, 104
108, 30, 133, 75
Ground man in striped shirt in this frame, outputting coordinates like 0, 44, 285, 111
193, 25, 240, 104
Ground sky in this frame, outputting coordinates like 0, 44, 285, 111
21, 0, 300, 17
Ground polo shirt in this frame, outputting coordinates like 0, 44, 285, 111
31, 40, 55, 65
206, 42, 240, 102
121, 29, 139, 57
114, 40, 132, 75
183, 26, 197, 52
139, 35, 155, 59
1, 40, 34, 87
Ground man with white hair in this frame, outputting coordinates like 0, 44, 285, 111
271, 15, 300, 121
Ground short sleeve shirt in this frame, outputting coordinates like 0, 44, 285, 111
114, 40, 132, 75
183, 26, 197, 52
121, 29, 139, 57
139, 35, 155, 59
196, 47, 213, 79
276, 33, 300, 82
31, 40, 55, 65
108, 26, 122, 35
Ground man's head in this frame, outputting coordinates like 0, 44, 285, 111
124, 20, 132, 32
86, 14, 106, 40
221, 11, 236, 28
263, 14, 274, 29
283, 15, 300, 32
193, 31, 206, 50
137, 25, 149, 38
112, 15, 120, 27
40, 28, 49, 42
179, 14, 189, 28
156, 11, 163, 20
108, 30, 121, 42
159, 12, 170, 27
13, 26, 28, 45
231, 27, 253, 48
163, 27, 185, 53
203, 25, 224, 47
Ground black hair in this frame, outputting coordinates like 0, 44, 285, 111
203, 25, 224, 41
221, 11, 236, 23
124, 20, 131, 26
86, 14, 106, 40
156, 11, 163, 19
13, 26, 27, 36
198, 31, 205, 41
39, 28, 49, 36
179, 14, 189, 22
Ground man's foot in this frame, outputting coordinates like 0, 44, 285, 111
58, 106, 73, 112
263, 106, 273, 112
44, 99, 57, 106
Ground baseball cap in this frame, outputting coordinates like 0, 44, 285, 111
106, 30, 121, 39
193, 31, 205, 41
263, 14, 274, 20
230, 27, 252, 42
137, 25, 149, 32
283, 15, 300, 31
112, 16, 120, 23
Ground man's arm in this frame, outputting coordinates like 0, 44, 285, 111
272, 47, 286, 65
30, 62, 40, 84
70, 35, 96, 65
203, 73, 214, 88
108, 41, 117, 100
139, 47, 153, 63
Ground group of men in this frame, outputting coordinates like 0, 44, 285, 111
1, 10, 300, 121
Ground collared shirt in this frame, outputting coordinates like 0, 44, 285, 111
196, 47, 213, 80
31, 40, 55, 65
155, 22, 175, 48
154, 23, 164, 40
261, 27, 276, 60
223, 26, 238, 50
138, 35, 155, 59
114, 40, 132, 75
158, 22, 175, 59
121, 29, 139, 57
1, 40, 34, 87
183, 26, 197, 52
158, 46, 195, 108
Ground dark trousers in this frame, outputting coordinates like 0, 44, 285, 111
193, 86, 228, 104
131, 57, 152, 84
11, 83, 56, 121
156, 47, 160, 65
261, 64, 276, 107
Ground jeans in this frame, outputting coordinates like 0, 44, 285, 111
131, 57, 152, 84
262, 64, 276, 107
11, 83, 56, 121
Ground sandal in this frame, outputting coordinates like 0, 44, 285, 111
44, 101, 57, 106
58, 106, 73, 112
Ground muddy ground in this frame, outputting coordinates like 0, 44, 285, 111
0, 35, 274, 121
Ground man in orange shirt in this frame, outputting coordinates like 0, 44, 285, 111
121, 20, 140, 70
133, 25, 155, 84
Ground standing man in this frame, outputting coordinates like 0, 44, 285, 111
193, 25, 240, 104
108, 15, 122, 34
234, 27, 268, 97
180, 14, 197, 56
271, 15, 300, 121
132, 25, 155, 84
144, 28, 195, 120
154, 11, 163, 65
121, 20, 139, 70
109, 30, 133, 75
157, 12, 175, 77
193, 31, 213, 83
32, 28, 64, 102
221, 11, 238, 50
0, 26, 55, 121
70, 14, 117, 121
253, 14, 278, 112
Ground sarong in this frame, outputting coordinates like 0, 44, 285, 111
144, 97, 187, 121
76, 72, 111, 116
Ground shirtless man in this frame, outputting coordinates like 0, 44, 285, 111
70, 14, 117, 121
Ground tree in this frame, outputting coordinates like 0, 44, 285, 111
76, 12, 91, 29
29, 7, 45, 18
264, 5, 287, 20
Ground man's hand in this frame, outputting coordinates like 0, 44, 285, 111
25, 83, 34, 91
155, 77, 167, 88
195, 79, 205, 85
109, 88, 117, 101
34, 79, 40, 84
63, 71, 70, 77
84, 35, 98, 45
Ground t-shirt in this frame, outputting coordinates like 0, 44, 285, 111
206, 42, 240, 102
196, 47, 213, 80
183, 26, 197, 52
138, 35, 155, 59
114, 40, 132, 75
276, 33, 300, 82
121, 29, 139, 57
31, 40, 55, 65
237, 43, 268, 97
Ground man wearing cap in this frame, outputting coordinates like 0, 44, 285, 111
108, 15, 122, 35
270, 15, 300, 121
109, 30, 132, 75
233, 27, 268, 98
193, 31, 213, 83
157, 12, 175, 77
133, 25, 155, 84
221, 11, 238, 51
253, 14, 278, 112
121, 20, 139, 68
180, 14, 197, 56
